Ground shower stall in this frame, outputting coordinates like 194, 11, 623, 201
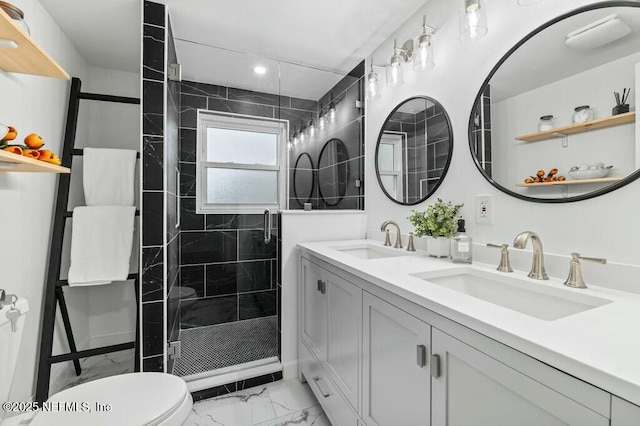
140, 0, 364, 396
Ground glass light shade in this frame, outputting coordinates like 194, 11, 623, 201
367, 69, 382, 99
329, 104, 336, 122
386, 58, 404, 87
319, 113, 326, 129
308, 121, 315, 137
414, 35, 434, 71
459, 0, 488, 41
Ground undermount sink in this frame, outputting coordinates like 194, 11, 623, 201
333, 244, 407, 260
410, 268, 611, 321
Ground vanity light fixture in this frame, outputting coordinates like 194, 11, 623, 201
299, 125, 306, 143
308, 120, 315, 137
328, 96, 337, 123
459, 0, 488, 41
318, 103, 326, 129
386, 39, 408, 87
366, 64, 384, 100
414, 16, 436, 72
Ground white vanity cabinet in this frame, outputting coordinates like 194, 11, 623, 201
299, 257, 362, 424
362, 292, 431, 426
612, 397, 640, 425
431, 328, 609, 426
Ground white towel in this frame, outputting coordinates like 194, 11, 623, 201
67, 206, 136, 287
83, 148, 137, 206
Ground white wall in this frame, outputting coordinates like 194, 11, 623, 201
365, 0, 640, 279
0, 2, 140, 406
280, 211, 366, 377
0, 0, 89, 406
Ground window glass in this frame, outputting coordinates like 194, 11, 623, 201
206, 168, 278, 205
378, 143, 395, 171
206, 128, 277, 165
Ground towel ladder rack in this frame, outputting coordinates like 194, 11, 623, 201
35, 77, 141, 403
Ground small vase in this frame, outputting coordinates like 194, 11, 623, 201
427, 236, 450, 258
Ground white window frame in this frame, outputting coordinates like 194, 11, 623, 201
196, 110, 289, 214
378, 131, 407, 200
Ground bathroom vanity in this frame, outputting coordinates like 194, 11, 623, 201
297, 240, 640, 425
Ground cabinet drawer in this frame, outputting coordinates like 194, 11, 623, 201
300, 340, 359, 426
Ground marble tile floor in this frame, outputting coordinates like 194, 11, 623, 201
49, 349, 135, 395
185, 377, 329, 426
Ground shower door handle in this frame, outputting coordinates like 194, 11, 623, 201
264, 210, 272, 244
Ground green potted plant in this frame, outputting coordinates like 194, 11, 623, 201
408, 198, 463, 258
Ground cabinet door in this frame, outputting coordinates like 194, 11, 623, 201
362, 292, 431, 426
612, 396, 640, 426
300, 259, 327, 362
431, 329, 609, 426
326, 273, 362, 409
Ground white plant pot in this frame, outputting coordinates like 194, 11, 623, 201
427, 236, 450, 258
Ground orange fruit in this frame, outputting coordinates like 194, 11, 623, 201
4, 146, 23, 155
24, 133, 44, 149
22, 149, 40, 159
2, 126, 17, 142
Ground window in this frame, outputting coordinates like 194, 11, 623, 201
196, 112, 288, 213
378, 131, 406, 199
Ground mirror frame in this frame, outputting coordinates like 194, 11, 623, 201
293, 152, 315, 206
318, 138, 349, 207
375, 96, 454, 206
468, 1, 640, 204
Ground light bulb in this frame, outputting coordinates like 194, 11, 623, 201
367, 68, 381, 99
319, 112, 326, 129
308, 121, 315, 137
460, 0, 487, 41
329, 103, 336, 123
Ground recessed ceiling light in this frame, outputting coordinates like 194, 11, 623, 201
253, 65, 267, 75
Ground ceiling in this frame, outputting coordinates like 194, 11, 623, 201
40, 0, 430, 98
490, 6, 640, 102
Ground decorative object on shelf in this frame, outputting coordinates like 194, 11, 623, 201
572, 105, 594, 124
0, 1, 29, 35
613, 88, 631, 115
568, 163, 612, 180
0, 128, 61, 165
516, 112, 635, 143
523, 168, 565, 184
459, 0, 488, 41
538, 115, 555, 132
408, 198, 463, 258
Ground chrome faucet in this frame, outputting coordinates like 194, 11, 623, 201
513, 231, 548, 280
380, 220, 403, 249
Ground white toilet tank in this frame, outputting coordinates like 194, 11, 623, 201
0, 297, 29, 404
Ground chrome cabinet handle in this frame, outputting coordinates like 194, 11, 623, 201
317, 280, 326, 294
430, 354, 441, 378
416, 344, 427, 368
313, 376, 331, 398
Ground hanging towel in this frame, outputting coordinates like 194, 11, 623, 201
83, 148, 137, 206
67, 206, 136, 287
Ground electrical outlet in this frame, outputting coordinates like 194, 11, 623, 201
475, 195, 494, 224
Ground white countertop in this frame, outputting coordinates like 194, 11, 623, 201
298, 239, 640, 406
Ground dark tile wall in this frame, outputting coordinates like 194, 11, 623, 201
472, 85, 492, 177
141, 0, 166, 373
288, 62, 365, 210
178, 81, 282, 337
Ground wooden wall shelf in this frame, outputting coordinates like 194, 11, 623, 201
515, 177, 622, 187
0, 8, 69, 79
0, 150, 69, 173
515, 112, 636, 143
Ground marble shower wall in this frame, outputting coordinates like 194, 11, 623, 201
288, 61, 365, 210
140, 0, 180, 373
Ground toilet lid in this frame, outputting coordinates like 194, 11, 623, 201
31, 373, 188, 426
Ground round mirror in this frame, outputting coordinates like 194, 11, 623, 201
469, 2, 640, 203
375, 96, 453, 205
318, 138, 349, 206
293, 153, 315, 206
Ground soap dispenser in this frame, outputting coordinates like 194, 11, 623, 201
451, 219, 472, 264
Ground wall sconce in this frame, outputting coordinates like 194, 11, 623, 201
366, 64, 384, 100
318, 103, 326, 129
386, 39, 412, 87
414, 16, 436, 71
459, 0, 488, 41
308, 120, 315, 137
328, 95, 337, 123
299, 125, 306, 142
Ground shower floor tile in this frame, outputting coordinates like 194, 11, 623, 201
185, 378, 328, 426
173, 316, 278, 377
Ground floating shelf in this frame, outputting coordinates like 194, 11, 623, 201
0, 150, 69, 173
515, 177, 622, 187
0, 8, 69, 79
515, 112, 636, 143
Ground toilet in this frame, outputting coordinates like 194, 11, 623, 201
0, 296, 192, 426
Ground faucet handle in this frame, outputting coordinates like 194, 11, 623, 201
487, 243, 513, 273
406, 233, 416, 252
383, 229, 392, 247
0, 289, 5, 308
564, 253, 606, 289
